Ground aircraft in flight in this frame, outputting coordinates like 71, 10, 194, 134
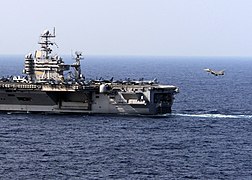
204, 68, 225, 76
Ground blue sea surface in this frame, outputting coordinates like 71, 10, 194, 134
0, 55, 252, 179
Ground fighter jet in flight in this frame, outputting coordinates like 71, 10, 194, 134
204, 68, 225, 76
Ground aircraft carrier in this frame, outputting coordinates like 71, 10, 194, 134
0, 29, 179, 115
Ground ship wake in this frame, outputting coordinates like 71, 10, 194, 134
172, 113, 252, 119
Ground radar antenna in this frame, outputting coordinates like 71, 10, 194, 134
39, 28, 56, 59
71, 51, 84, 80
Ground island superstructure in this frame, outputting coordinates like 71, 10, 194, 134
0, 29, 179, 115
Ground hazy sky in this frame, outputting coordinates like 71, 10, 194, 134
1, 0, 252, 56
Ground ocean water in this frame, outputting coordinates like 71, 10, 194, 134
0, 55, 252, 179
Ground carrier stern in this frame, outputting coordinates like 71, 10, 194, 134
149, 85, 179, 114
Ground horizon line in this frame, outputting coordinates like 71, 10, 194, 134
0, 54, 252, 58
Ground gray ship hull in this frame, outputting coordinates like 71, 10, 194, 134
0, 83, 178, 115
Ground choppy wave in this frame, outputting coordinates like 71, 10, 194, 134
173, 113, 252, 119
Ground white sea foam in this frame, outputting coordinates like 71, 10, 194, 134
173, 113, 252, 119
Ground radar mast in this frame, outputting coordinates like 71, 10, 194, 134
38, 28, 56, 59
71, 51, 84, 80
